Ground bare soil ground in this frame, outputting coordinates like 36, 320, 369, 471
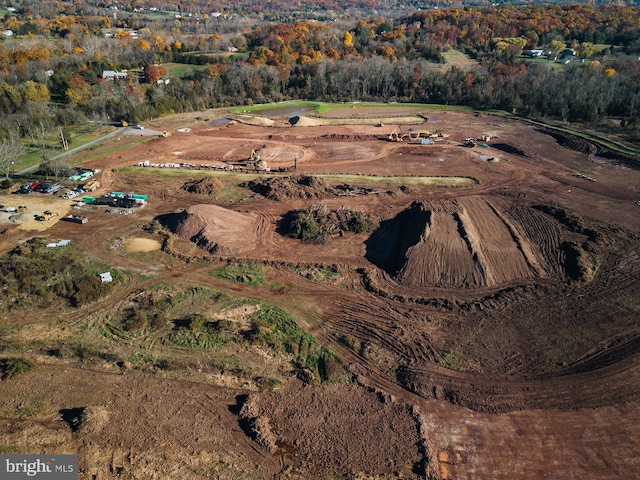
1, 109, 639, 479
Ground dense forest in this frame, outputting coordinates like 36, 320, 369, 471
1, 2, 639, 157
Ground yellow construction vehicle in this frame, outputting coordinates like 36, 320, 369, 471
35, 210, 58, 221
387, 128, 403, 142
408, 130, 431, 141
82, 180, 100, 192
247, 149, 268, 170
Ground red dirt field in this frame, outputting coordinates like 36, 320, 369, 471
1, 109, 639, 479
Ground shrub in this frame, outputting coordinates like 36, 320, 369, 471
210, 263, 264, 286
0, 357, 34, 380
72, 275, 108, 307
290, 212, 319, 240
0, 238, 117, 309
282, 206, 377, 244
169, 314, 232, 350
247, 305, 341, 382
124, 310, 148, 331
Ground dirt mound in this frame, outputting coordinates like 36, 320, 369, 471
229, 114, 275, 127
241, 175, 336, 201
366, 197, 553, 288
122, 238, 161, 252
167, 204, 257, 254
181, 177, 223, 196
289, 115, 322, 126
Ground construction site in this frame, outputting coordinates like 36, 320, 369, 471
0, 106, 639, 479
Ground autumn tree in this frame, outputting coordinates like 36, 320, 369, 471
21, 81, 50, 104
65, 74, 92, 105
576, 42, 597, 59
145, 65, 168, 84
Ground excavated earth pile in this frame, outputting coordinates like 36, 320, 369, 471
241, 175, 337, 201
366, 197, 558, 289
165, 204, 257, 254
181, 177, 224, 196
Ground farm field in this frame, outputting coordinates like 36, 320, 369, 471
0, 106, 639, 479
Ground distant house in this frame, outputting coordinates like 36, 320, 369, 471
102, 70, 128, 80
2, 30, 14, 37
527, 49, 544, 58
227, 46, 239, 53
560, 48, 577, 64
46, 240, 71, 248
156, 77, 171, 85
99, 272, 113, 283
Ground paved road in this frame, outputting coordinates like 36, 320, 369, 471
15, 127, 125, 176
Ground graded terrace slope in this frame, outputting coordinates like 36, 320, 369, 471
367, 196, 554, 289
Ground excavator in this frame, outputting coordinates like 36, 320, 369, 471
387, 128, 403, 142
247, 149, 268, 170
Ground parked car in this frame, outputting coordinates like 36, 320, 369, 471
62, 190, 79, 199
35, 182, 51, 193
45, 183, 62, 193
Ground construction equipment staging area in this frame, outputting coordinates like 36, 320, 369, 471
80, 192, 148, 208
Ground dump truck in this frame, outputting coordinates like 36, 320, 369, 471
64, 214, 88, 224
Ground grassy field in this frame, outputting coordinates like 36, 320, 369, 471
231, 101, 481, 117
441, 49, 480, 71
13, 124, 117, 172
521, 56, 565, 70
162, 62, 207, 78
182, 51, 244, 60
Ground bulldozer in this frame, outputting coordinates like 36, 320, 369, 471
35, 210, 58, 221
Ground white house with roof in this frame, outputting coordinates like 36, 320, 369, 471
102, 70, 128, 80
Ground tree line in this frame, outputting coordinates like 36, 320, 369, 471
0, 3, 639, 146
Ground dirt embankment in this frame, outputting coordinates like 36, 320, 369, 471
241, 175, 337, 201
181, 177, 224, 196
162, 204, 257, 254
366, 197, 553, 289
237, 381, 425, 478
